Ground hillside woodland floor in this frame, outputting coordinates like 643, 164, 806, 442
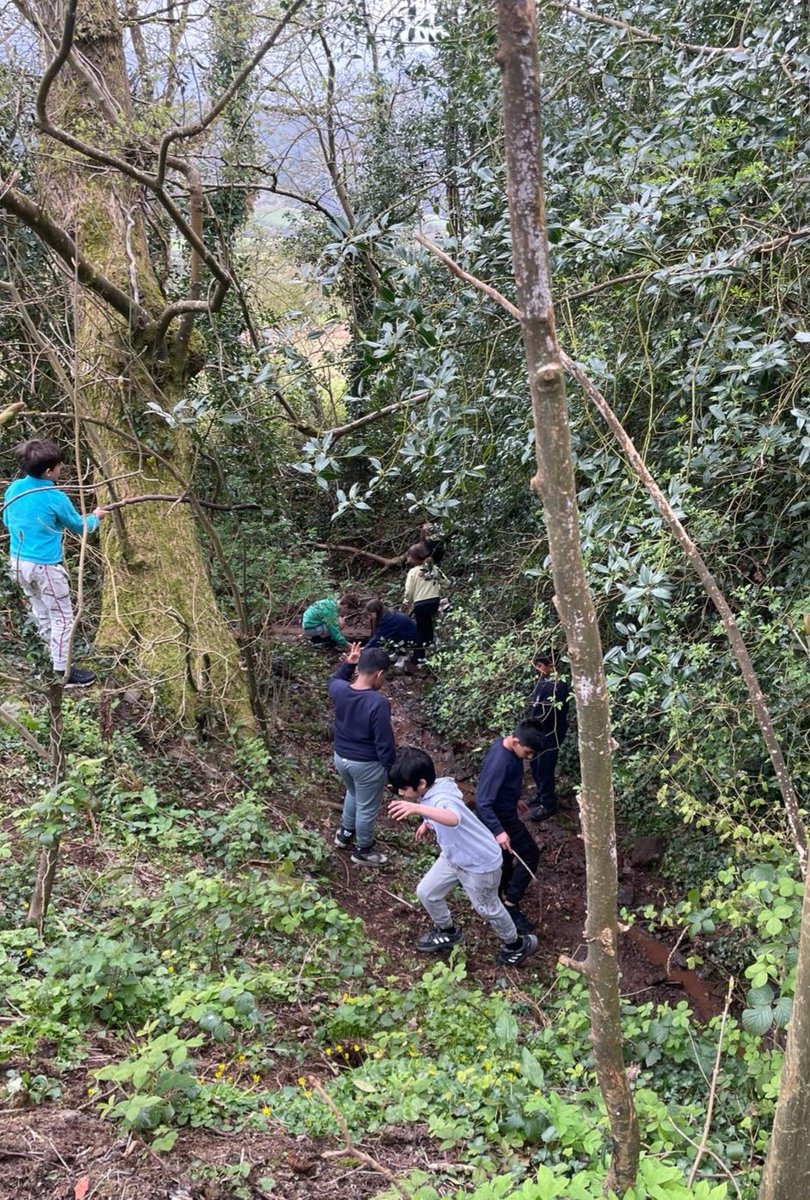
0, 632, 729, 1200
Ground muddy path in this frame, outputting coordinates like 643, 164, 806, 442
302, 637, 728, 1019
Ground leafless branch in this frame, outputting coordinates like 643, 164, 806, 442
155, 0, 308, 186
313, 542, 403, 567
0, 176, 152, 332
104, 493, 260, 513
548, 1, 742, 55
308, 1077, 411, 1200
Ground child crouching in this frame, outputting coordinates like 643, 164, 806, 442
388, 747, 539, 967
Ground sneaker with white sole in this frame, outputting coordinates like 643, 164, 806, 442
60, 666, 96, 688
351, 845, 388, 866
416, 925, 464, 953
498, 933, 539, 966
334, 827, 354, 849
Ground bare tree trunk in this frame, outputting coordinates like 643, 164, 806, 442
26, 682, 65, 930
495, 0, 639, 1193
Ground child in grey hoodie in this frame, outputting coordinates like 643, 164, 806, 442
388, 747, 539, 967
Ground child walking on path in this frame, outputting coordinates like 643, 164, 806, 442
329, 642, 396, 865
388, 747, 539, 966
475, 720, 546, 934
2, 439, 106, 686
526, 652, 571, 822
403, 543, 446, 662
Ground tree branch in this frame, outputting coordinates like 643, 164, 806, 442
417, 231, 808, 872
308, 1077, 411, 1200
0, 702, 51, 762
325, 391, 430, 442
313, 542, 403, 567
0, 175, 152, 331
32, 0, 234, 298
547, 1, 743, 55
155, 0, 309, 187
104, 493, 261, 513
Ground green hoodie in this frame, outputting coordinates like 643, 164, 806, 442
301, 597, 347, 646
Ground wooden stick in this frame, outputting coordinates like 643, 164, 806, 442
308, 1077, 411, 1200
687, 976, 736, 1187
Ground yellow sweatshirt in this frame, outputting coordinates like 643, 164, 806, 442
404, 563, 446, 607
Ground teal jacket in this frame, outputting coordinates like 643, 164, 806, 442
2, 475, 99, 565
302, 598, 347, 646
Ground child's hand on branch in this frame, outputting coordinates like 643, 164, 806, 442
93, 506, 108, 519
496, 831, 512, 852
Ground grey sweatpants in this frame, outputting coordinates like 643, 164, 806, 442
416, 854, 517, 943
11, 560, 74, 671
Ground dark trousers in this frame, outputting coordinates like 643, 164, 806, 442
412, 598, 440, 661
530, 747, 559, 809
498, 808, 540, 907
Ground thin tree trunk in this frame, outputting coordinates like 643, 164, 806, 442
758, 882, 810, 1199
495, 0, 640, 1193
26, 682, 65, 930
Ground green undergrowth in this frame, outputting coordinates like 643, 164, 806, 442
0, 689, 790, 1198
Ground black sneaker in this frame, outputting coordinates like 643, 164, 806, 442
351, 845, 388, 866
498, 934, 539, 966
334, 827, 354, 848
416, 925, 464, 953
504, 907, 536, 934
60, 667, 96, 688
528, 804, 557, 822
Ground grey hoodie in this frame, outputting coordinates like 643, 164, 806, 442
420, 778, 503, 874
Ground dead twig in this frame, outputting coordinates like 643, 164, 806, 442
687, 976, 736, 1188
308, 1076, 412, 1200
381, 888, 417, 909
0, 703, 51, 762
314, 542, 404, 568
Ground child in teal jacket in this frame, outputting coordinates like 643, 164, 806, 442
3, 438, 106, 686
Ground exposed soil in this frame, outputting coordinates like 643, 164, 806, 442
0, 633, 728, 1199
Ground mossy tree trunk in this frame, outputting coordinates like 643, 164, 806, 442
33, 0, 254, 732
496, 0, 640, 1192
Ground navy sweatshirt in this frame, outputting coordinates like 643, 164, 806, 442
474, 737, 525, 838
328, 662, 396, 766
528, 678, 571, 746
366, 609, 418, 648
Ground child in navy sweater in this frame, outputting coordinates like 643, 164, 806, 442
329, 642, 395, 865
475, 719, 546, 934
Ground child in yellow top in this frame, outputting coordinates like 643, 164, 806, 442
403, 543, 445, 662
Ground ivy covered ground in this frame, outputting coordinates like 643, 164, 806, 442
0, 628, 796, 1200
